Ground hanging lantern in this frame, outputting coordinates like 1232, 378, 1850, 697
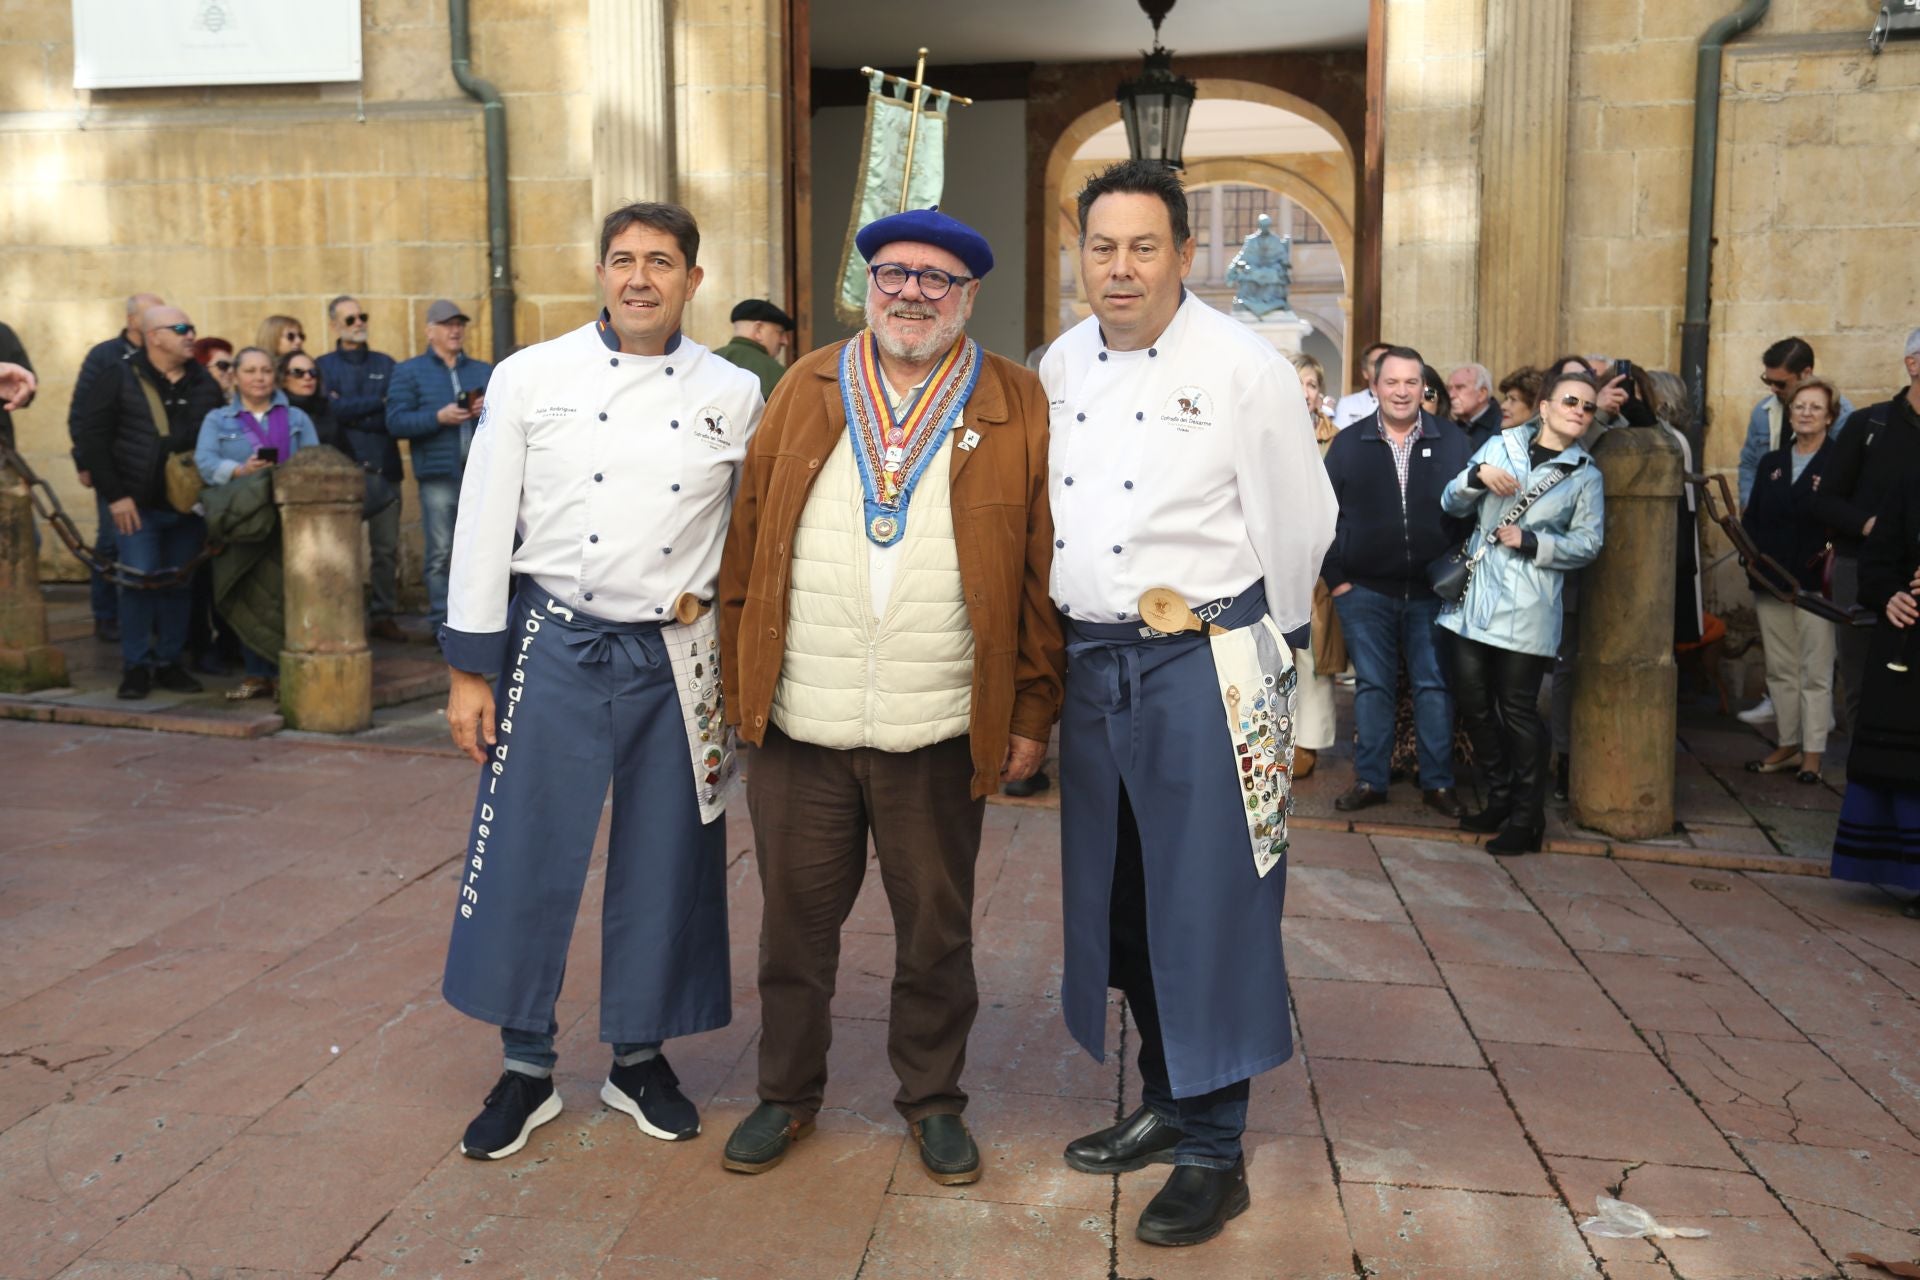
1116, 0, 1196, 169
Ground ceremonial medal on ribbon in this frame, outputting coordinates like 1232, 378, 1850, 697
838, 329, 981, 546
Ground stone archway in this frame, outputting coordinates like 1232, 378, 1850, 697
1039, 80, 1358, 350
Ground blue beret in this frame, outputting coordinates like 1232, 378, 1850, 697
855, 207, 994, 279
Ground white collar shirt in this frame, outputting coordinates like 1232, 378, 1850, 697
442, 321, 764, 672
1039, 293, 1336, 633
1333, 387, 1377, 430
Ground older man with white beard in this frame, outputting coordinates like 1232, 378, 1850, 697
718, 208, 1065, 1184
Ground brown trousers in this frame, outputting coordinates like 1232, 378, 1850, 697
748, 726, 986, 1123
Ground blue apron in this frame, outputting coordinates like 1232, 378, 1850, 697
441, 585, 731, 1044
1059, 585, 1292, 1098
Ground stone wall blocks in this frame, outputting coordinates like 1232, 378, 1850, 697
502, 92, 593, 181
362, 25, 461, 102
1835, 229, 1920, 329
508, 178, 595, 249
1572, 0, 1641, 47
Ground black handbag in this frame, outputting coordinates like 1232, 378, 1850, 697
1427, 464, 1576, 604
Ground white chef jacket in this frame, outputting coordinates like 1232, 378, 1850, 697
441, 319, 764, 673
1333, 387, 1377, 430
1040, 293, 1336, 634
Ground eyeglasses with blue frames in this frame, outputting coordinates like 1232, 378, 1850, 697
869, 263, 972, 300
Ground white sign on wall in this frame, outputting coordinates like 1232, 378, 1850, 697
72, 1, 363, 89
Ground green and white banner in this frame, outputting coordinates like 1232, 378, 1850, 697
835, 72, 951, 328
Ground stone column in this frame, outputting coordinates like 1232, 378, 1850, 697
672, 0, 785, 346
590, 0, 673, 211
1379, 0, 1485, 364
1570, 427, 1684, 840
1476, 0, 1574, 380
275, 447, 371, 733
0, 465, 66, 691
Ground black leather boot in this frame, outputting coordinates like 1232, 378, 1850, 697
1063, 1105, 1184, 1174
1135, 1159, 1251, 1246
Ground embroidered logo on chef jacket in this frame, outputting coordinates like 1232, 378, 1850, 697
1160, 385, 1214, 432
693, 406, 732, 451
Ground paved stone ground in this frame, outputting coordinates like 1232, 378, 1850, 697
3, 718, 1917, 1279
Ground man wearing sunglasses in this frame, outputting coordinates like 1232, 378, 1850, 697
67, 293, 164, 644
719, 207, 1064, 1186
316, 295, 406, 643
71, 306, 225, 699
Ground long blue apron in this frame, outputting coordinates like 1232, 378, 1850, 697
1058, 584, 1292, 1099
441, 584, 730, 1044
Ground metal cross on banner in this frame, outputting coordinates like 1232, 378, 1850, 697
833, 48, 974, 328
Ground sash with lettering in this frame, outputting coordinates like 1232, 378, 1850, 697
837, 329, 981, 546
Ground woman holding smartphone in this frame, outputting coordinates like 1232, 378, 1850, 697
1438, 367, 1606, 854
195, 346, 319, 699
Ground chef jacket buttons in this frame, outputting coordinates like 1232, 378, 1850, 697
671, 483, 681, 492
665, 366, 674, 376
1112, 545, 1123, 554
1098, 351, 1108, 362
609, 358, 618, 367
598, 412, 608, 421
1055, 539, 1064, 548
670, 420, 680, 429
589, 534, 599, 543
1135, 411, 1144, 421
662, 546, 672, 555
1064, 476, 1074, 486
1076, 413, 1085, 422
594, 473, 604, 482
656, 606, 665, 615
1148, 347, 1158, 357
584, 592, 594, 601
1124, 480, 1135, 490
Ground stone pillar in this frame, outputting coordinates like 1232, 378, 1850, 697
0, 465, 66, 691
1570, 427, 1683, 840
274, 447, 371, 733
672, 0, 785, 346
590, 0, 673, 211
1379, 0, 1485, 364
1476, 0, 1573, 380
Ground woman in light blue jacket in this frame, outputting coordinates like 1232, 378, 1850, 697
1439, 367, 1606, 854
194, 346, 319, 699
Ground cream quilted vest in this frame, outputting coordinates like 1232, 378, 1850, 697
770, 431, 975, 751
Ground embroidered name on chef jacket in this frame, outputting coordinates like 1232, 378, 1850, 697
1160, 385, 1214, 432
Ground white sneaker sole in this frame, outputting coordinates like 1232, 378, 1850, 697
462, 1089, 563, 1160
601, 1079, 700, 1142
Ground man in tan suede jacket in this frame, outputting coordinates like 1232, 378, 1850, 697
718, 208, 1064, 1186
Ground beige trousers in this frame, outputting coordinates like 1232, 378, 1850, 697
1754, 596, 1837, 754
1292, 647, 1336, 750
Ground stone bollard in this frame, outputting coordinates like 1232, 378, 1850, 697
1570, 426, 1683, 839
274, 447, 371, 731
0, 464, 67, 691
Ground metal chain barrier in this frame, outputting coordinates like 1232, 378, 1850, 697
1689, 471, 1877, 629
1, 443, 222, 590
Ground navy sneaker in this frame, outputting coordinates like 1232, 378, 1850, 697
460, 1070, 562, 1160
602, 1054, 700, 1141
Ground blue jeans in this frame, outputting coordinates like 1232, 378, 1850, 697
500, 1023, 658, 1078
242, 647, 278, 678
117, 508, 204, 670
1334, 584, 1455, 791
91, 494, 119, 624
417, 476, 459, 631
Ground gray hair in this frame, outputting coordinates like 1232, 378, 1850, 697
1451, 362, 1492, 394
1647, 369, 1693, 431
328, 295, 358, 320
1905, 327, 1920, 359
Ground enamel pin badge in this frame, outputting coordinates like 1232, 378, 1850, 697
957, 428, 981, 452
